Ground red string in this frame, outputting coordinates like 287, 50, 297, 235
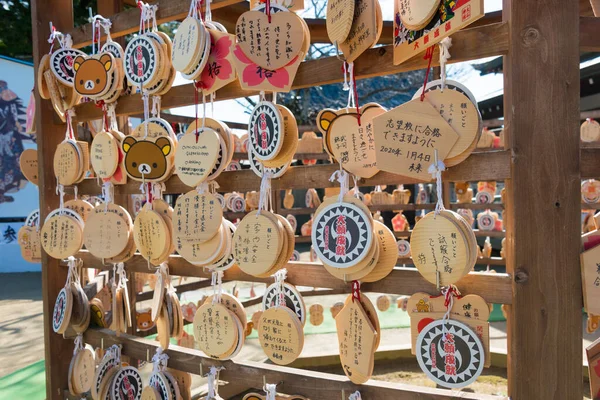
265, 0, 271, 23
147, 182, 153, 204
137, 1, 143, 10
351, 280, 361, 303
419, 46, 435, 102
443, 286, 459, 308
197, 0, 204, 21
351, 63, 361, 126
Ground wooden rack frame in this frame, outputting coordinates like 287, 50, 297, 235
31, 0, 598, 398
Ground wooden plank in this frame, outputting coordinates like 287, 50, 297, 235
580, 17, 600, 51
73, 252, 513, 304
72, 22, 509, 122
502, 0, 582, 398
73, 150, 511, 195
31, 0, 74, 398
84, 329, 506, 400
136, 279, 211, 301
69, 0, 244, 48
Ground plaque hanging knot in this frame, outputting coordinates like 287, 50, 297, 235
351, 280, 361, 303
207, 366, 224, 398
151, 346, 169, 372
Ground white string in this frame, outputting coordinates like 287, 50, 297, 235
188, 0, 198, 18
272, 268, 287, 307
196, 181, 209, 195
346, 62, 355, 110
116, 262, 128, 289
102, 181, 113, 212
211, 270, 224, 304
73, 186, 78, 200
329, 169, 349, 202
151, 96, 161, 118
66, 256, 78, 286
151, 347, 169, 372
428, 158, 446, 216
205, 0, 213, 22
342, 62, 349, 91
349, 391, 362, 400
107, 102, 118, 131
151, 182, 166, 201
142, 93, 150, 139
73, 334, 84, 355
440, 285, 460, 339
264, 383, 277, 400
257, 171, 273, 216
56, 184, 66, 213
438, 37, 452, 92
206, 366, 224, 398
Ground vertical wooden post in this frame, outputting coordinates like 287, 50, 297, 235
30, 0, 74, 399
503, 0, 582, 398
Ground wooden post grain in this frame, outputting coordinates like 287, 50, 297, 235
502, 0, 582, 398
30, 0, 74, 398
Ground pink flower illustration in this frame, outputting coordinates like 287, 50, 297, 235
197, 33, 234, 91
233, 45, 297, 89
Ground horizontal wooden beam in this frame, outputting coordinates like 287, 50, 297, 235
580, 17, 600, 52
136, 278, 211, 301
68, 0, 244, 49
73, 251, 513, 304
83, 329, 505, 400
74, 150, 511, 195
72, 22, 509, 122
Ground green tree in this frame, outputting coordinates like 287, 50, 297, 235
0, 0, 95, 62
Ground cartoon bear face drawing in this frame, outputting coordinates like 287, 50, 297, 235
122, 136, 172, 181
72, 53, 113, 96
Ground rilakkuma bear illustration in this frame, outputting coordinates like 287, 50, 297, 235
136, 309, 155, 331
73, 53, 113, 96
309, 303, 324, 326
455, 182, 474, 203
122, 136, 172, 181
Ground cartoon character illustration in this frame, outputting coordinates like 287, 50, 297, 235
122, 136, 172, 181
136, 308, 155, 331
73, 53, 113, 96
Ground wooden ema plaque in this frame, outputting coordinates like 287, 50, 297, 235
580, 244, 600, 322
83, 205, 131, 259
317, 104, 385, 178
410, 211, 473, 286
373, 98, 459, 181
19, 148, 38, 185
173, 191, 222, 243
233, 211, 282, 276
581, 119, 600, 142
18, 226, 42, 263
339, 0, 379, 63
172, 17, 202, 73
133, 204, 170, 263
393, 0, 484, 65
326, 0, 355, 44
236, 9, 305, 71
41, 214, 83, 259
335, 295, 377, 384
362, 220, 398, 282
258, 306, 304, 365
587, 338, 600, 399
196, 29, 237, 95
91, 131, 119, 179
174, 128, 221, 187
70, 348, 95, 395
398, 0, 440, 30
193, 302, 238, 359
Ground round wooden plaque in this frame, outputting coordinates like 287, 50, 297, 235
173, 191, 223, 243
206, 293, 247, 330
258, 306, 304, 365
54, 141, 81, 186
174, 129, 221, 187
232, 211, 282, 276
326, 0, 355, 44
171, 17, 202, 73
248, 102, 284, 161
410, 211, 470, 286
362, 221, 398, 283
72, 348, 95, 394
41, 214, 84, 259
84, 209, 130, 259
399, 0, 440, 31
91, 131, 120, 179
133, 205, 170, 263
194, 302, 238, 359
262, 282, 306, 325
581, 119, 600, 142
52, 286, 72, 333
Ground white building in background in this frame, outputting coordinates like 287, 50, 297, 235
0, 55, 39, 272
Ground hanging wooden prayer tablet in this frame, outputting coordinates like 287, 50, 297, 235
72, 53, 116, 98
173, 190, 223, 243
71, 348, 95, 394
193, 302, 239, 359
326, 0, 355, 44
91, 131, 120, 179
262, 105, 299, 168
362, 221, 397, 282
52, 287, 72, 333
141, 386, 161, 400
416, 318, 485, 389
124, 35, 160, 87
233, 211, 283, 276
373, 98, 459, 181
19, 148, 38, 185
93, 350, 120, 400
248, 147, 290, 178
335, 295, 377, 384
311, 201, 373, 268
580, 244, 600, 327
148, 370, 174, 400
235, 8, 305, 70
174, 128, 221, 187
196, 28, 237, 95
339, 0, 379, 62
109, 366, 143, 400
122, 135, 174, 182
317, 104, 385, 178
258, 306, 304, 365
50, 47, 87, 86
581, 119, 600, 142
41, 213, 84, 259
263, 282, 306, 325
54, 141, 82, 186
410, 211, 474, 286
83, 206, 131, 259
418, 88, 481, 167
171, 17, 203, 73
133, 204, 170, 263
18, 225, 42, 263
399, 0, 440, 30
248, 102, 284, 161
